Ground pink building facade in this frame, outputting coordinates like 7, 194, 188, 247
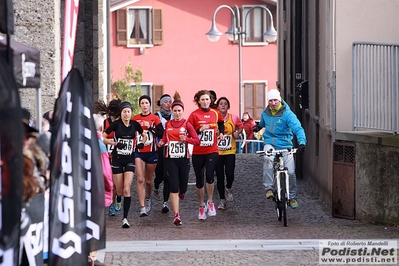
110, 0, 277, 119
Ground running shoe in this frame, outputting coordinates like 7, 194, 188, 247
290, 198, 298, 209
154, 188, 161, 201
198, 206, 207, 220
145, 196, 152, 213
108, 204, 116, 216
139, 206, 148, 217
226, 188, 234, 202
266, 190, 274, 200
218, 199, 226, 210
178, 192, 186, 200
122, 218, 130, 228
115, 197, 122, 213
161, 202, 169, 213
207, 201, 216, 216
173, 213, 182, 226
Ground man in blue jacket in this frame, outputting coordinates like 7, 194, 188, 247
255, 89, 306, 208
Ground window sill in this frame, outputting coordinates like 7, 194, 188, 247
126, 44, 154, 49
242, 42, 269, 47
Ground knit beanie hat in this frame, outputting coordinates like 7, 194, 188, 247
267, 89, 282, 101
139, 95, 152, 106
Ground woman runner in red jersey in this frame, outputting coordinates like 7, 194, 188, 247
133, 95, 164, 217
158, 91, 200, 225
187, 90, 225, 220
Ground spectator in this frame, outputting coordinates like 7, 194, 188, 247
241, 112, 256, 153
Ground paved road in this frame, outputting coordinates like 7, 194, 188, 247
100, 154, 399, 265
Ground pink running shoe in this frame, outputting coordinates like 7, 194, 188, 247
198, 206, 207, 220
207, 201, 216, 216
173, 213, 182, 226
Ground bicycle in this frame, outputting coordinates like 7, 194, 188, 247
256, 148, 297, 227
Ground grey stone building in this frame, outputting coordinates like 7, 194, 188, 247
12, 0, 108, 123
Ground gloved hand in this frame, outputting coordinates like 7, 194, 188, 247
297, 144, 306, 154
115, 142, 127, 149
148, 127, 156, 134
136, 143, 144, 150
252, 124, 261, 133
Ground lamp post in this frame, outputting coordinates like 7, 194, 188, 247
206, 5, 277, 116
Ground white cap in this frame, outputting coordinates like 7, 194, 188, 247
267, 89, 281, 102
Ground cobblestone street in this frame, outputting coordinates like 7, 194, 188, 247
101, 154, 399, 265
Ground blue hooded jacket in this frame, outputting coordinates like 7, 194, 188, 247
258, 101, 306, 149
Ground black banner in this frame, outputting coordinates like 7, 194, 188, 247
0, 59, 23, 265
48, 68, 105, 266
24, 193, 45, 266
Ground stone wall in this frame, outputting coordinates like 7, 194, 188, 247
12, 0, 106, 123
355, 141, 399, 225
13, 0, 61, 119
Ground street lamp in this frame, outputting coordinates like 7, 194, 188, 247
244, 5, 277, 43
206, 5, 277, 115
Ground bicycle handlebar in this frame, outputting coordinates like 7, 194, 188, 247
256, 148, 298, 156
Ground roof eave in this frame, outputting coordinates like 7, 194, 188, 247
110, 0, 140, 12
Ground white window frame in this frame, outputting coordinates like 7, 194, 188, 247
243, 80, 268, 120
131, 83, 157, 113
242, 5, 271, 46
127, 6, 154, 48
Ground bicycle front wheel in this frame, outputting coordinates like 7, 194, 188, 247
281, 173, 288, 227
275, 197, 282, 221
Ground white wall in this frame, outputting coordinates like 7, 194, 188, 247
335, 0, 399, 131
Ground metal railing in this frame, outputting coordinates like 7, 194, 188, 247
352, 41, 399, 134
236, 139, 264, 154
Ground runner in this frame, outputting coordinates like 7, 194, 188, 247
154, 94, 174, 213
215, 97, 243, 210
133, 95, 164, 217
158, 92, 200, 225
102, 101, 147, 228
187, 90, 225, 220
94, 98, 121, 216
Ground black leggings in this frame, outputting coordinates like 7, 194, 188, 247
216, 154, 236, 199
165, 158, 190, 193
192, 153, 219, 188
154, 147, 170, 202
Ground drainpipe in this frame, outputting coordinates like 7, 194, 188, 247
328, 72, 336, 143
331, 0, 336, 142
106, 0, 111, 101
